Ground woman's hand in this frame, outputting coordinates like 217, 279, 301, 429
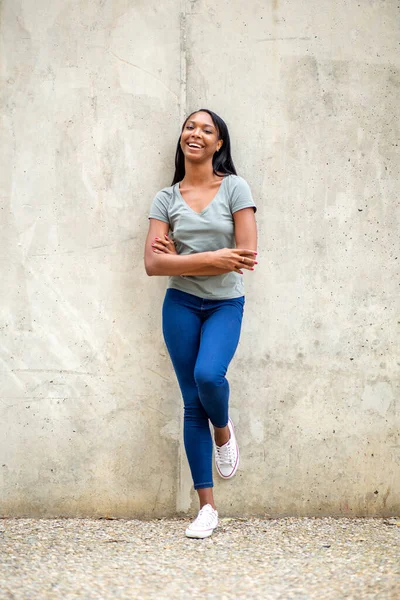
151, 234, 178, 255
211, 248, 258, 273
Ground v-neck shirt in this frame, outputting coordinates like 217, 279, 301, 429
148, 174, 257, 300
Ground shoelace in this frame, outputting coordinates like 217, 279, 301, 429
192, 506, 216, 529
215, 439, 235, 465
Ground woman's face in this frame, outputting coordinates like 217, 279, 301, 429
180, 111, 223, 162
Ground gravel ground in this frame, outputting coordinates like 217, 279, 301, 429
0, 517, 399, 599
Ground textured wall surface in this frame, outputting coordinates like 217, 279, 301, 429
1, 0, 399, 518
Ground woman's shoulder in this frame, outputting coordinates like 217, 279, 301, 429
149, 184, 177, 222
224, 174, 251, 193
225, 174, 249, 185
151, 184, 177, 212
154, 183, 176, 200
224, 174, 256, 212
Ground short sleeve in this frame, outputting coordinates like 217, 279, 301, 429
229, 176, 257, 214
148, 189, 171, 224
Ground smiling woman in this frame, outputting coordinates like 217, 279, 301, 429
144, 109, 257, 539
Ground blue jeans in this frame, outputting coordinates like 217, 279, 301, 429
162, 288, 245, 490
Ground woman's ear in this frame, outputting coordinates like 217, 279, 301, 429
217, 140, 223, 152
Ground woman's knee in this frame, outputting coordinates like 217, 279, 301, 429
194, 366, 224, 391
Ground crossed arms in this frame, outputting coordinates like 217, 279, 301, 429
144, 208, 258, 277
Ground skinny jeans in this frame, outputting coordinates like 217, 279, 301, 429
162, 288, 244, 490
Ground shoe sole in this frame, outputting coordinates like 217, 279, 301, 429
215, 418, 239, 479
185, 526, 217, 539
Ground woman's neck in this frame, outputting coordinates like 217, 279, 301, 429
182, 161, 219, 187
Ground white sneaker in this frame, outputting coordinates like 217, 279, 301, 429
185, 504, 218, 539
215, 417, 239, 479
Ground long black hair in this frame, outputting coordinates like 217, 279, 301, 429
171, 109, 237, 185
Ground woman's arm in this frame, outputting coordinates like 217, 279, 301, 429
144, 219, 256, 276
233, 207, 258, 252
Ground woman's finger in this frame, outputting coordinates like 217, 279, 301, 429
234, 248, 258, 256
152, 240, 169, 249
153, 237, 169, 247
152, 243, 169, 253
164, 235, 176, 248
236, 256, 257, 268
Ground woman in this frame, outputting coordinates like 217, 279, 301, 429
144, 109, 257, 538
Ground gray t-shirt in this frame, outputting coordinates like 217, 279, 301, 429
148, 174, 257, 299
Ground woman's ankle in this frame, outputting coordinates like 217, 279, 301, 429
214, 424, 230, 447
197, 487, 216, 510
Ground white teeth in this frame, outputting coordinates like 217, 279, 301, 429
188, 144, 201, 148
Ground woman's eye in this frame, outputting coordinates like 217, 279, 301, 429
186, 125, 194, 130
204, 130, 212, 134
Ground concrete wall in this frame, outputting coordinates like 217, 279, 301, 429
1, 0, 399, 518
